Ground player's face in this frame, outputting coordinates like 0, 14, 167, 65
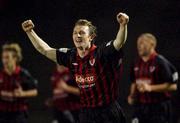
137, 37, 154, 57
73, 25, 93, 49
2, 51, 16, 69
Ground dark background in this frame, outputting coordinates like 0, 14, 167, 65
0, 0, 180, 122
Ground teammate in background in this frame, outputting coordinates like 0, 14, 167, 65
0, 43, 38, 123
22, 12, 129, 123
46, 64, 80, 123
128, 33, 178, 123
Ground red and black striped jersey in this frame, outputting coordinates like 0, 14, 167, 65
0, 66, 37, 112
130, 52, 177, 104
51, 68, 80, 111
56, 41, 123, 108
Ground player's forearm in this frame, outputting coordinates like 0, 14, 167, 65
21, 89, 38, 97
168, 83, 177, 91
113, 25, 127, 50
26, 30, 52, 55
0, 91, 14, 97
64, 86, 80, 96
53, 88, 64, 95
129, 83, 137, 96
150, 83, 174, 92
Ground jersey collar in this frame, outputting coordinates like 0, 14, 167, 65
76, 44, 97, 60
140, 51, 158, 62
3, 66, 21, 75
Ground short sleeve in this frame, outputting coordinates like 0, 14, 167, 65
167, 61, 179, 83
56, 48, 71, 67
157, 58, 174, 83
97, 40, 123, 66
130, 63, 135, 83
20, 69, 38, 90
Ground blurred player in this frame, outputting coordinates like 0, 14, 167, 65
128, 33, 178, 123
22, 12, 129, 123
0, 43, 38, 123
46, 64, 80, 123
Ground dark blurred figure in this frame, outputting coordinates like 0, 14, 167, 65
46, 64, 80, 123
128, 33, 178, 123
0, 43, 38, 123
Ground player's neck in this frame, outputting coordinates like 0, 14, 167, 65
77, 45, 91, 58
141, 50, 155, 62
4, 64, 17, 75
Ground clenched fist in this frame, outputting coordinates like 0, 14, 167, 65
117, 12, 129, 26
22, 20, 34, 32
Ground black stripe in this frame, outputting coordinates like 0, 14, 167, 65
83, 60, 92, 106
105, 63, 114, 102
95, 60, 107, 105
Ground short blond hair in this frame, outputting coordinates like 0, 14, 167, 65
139, 33, 157, 47
75, 19, 97, 38
2, 43, 23, 63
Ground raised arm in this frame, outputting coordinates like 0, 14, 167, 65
113, 13, 129, 50
22, 20, 57, 62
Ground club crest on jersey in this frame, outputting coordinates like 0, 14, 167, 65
89, 58, 95, 66
149, 66, 156, 72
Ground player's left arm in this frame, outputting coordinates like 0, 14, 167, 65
140, 83, 174, 93
139, 59, 178, 93
113, 12, 129, 50
14, 86, 38, 98
14, 69, 38, 98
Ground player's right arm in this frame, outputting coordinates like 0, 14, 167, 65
22, 20, 57, 63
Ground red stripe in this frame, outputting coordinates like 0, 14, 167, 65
139, 61, 146, 103
88, 57, 96, 107
84, 63, 94, 107
144, 62, 150, 103
79, 61, 90, 107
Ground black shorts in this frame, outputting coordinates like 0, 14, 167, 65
54, 109, 79, 123
0, 111, 28, 123
79, 101, 126, 123
132, 101, 172, 123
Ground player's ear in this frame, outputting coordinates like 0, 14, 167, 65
89, 34, 96, 41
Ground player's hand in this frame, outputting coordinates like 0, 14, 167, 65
22, 20, 35, 32
128, 95, 135, 105
14, 85, 25, 97
137, 83, 152, 93
117, 12, 129, 26
59, 81, 68, 91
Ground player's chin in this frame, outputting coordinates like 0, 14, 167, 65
74, 42, 84, 48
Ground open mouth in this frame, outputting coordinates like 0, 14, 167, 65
76, 39, 83, 43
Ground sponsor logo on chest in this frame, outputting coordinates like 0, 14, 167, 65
75, 74, 96, 89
